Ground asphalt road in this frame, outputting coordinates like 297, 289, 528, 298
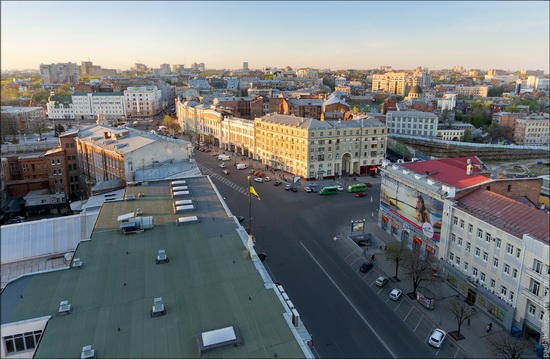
194, 149, 436, 359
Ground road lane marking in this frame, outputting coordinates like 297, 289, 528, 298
453, 347, 460, 358
404, 306, 414, 321
425, 324, 435, 344
413, 314, 424, 332
300, 242, 397, 359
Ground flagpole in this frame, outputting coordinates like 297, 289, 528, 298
248, 175, 252, 236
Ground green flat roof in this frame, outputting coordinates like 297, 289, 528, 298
1, 177, 306, 358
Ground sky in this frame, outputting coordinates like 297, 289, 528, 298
1, 1, 549, 73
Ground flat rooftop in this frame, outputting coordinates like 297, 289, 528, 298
1, 176, 307, 358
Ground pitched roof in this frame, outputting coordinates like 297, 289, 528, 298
402, 157, 492, 189
457, 188, 550, 243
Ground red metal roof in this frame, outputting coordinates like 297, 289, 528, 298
457, 188, 550, 244
402, 157, 492, 189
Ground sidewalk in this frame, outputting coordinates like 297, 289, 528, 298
353, 222, 538, 359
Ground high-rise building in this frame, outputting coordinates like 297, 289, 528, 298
372, 72, 407, 95
243, 62, 249, 71
40, 63, 79, 85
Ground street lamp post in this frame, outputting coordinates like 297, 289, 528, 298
248, 175, 252, 236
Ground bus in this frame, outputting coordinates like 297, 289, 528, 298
319, 186, 339, 195
347, 183, 368, 193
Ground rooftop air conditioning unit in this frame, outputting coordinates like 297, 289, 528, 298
151, 297, 166, 317
58, 300, 72, 315
81, 345, 95, 359
156, 249, 168, 264
72, 258, 83, 269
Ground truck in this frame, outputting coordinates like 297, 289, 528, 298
236, 163, 248, 170
218, 154, 230, 161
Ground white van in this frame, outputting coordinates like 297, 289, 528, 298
218, 154, 229, 161
236, 163, 247, 170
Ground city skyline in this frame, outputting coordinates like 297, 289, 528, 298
1, 1, 549, 73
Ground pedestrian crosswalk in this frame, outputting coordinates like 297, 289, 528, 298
197, 164, 248, 196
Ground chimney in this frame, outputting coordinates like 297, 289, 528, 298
466, 158, 473, 175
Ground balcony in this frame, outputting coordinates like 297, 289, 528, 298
525, 266, 549, 283
522, 287, 544, 305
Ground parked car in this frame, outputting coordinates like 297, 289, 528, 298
222, 170, 230, 175
304, 186, 312, 193
428, 329, 446, 348
389, 288, 402, 301
355, 192, 366, 197
264, 176, 271, 182
359, 261, 374, 273
336, 185, 344, 191
285, 184, 292, 190
219, 163, 226, 168
310, 186, 318, 193
274, 180, 282, 186
291, 187, 298, 192
375, 276, 388, 287
254, 177, 263, 183
364, 182, 372, 187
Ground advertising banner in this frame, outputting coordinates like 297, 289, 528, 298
380, 176, 443, 241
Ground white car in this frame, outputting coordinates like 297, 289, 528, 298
336, 185, 344, 191
254, 177, 263, 183
389, 288, 402, 301
375, 276, 388, 287
219, 163, 226, 168
264, 176, 271, 182
304, 186, 312, 193
428, 328, 446, 348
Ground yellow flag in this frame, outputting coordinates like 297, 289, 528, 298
249, 186, 261, 201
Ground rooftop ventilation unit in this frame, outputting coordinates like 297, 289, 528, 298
156, 250, 168, 264
58, 300, 72, 315
81, 345, 95, 359
197, 325, 243, 355
151, 297, 166, 317
72, 258, 83, 269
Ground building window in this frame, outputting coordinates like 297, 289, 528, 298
485, 233, 491, 242
516, 248, 521, 258
534, 260, 543, 274
456, 256, 461, 265
532, 280, 541, 296
451, 234, 456, 242
458, 237, 462, 246
495, 238, 501, 248
528, 304, 536, 316
459, 219, 464, 229
510, 291, 514, 301
490, 279, 495, 288
504, 264, 510, 275
468, 224, 473, 234
493, 258, 498, 268
453, 216, 458, 225
480, 272, 486, 281
449, 253, 454, 261
475, 247, 480, 257
501, 286, 507, 296
464, 261, 469, 271
466, 242, 471, 252
3, 330, 42, 354
477, 229, 483, 239
541, 310, 545, 321
483, 252, 488, 261
512, 268, 518, 278
506, 243, 514, 255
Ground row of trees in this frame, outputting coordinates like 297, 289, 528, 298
385, 242, 533, 358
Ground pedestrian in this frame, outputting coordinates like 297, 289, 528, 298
371, 254, 375, 261
467, 318, 470, 326
384, 245, 388, 251
380, 245, 382, 250
489, 322, 492, 332
365, 246, 368, 252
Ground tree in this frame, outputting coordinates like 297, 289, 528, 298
462, 128, 473, 142
163, 115, 181, 135
448, 297, 478, 338
403, 252, 434, 295
486, 123, 512, 141
54, 124, 65, 137
385, 241, 408, 279
487, 333, 531, 359
32, 118, 50, 140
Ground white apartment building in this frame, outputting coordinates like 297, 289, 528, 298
441, 189, 549, 342
437, 94, 457, 111
296, 68, 319, 79
386, 110, 439, 138
72, 92, 126, 121
372, 72, 407, 95
46, 98, 74, 120
255, 114, 386, 179
453, 86, 489, 98
124, 86, 161, 117
526, 76, 550, 91
188, 78, 211, 90
436, 123, 473, 141
514, 114, 550, 146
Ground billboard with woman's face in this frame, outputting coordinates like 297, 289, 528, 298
380, 176, 443, 241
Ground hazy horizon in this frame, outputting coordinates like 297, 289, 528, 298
2, 1, 549, 73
